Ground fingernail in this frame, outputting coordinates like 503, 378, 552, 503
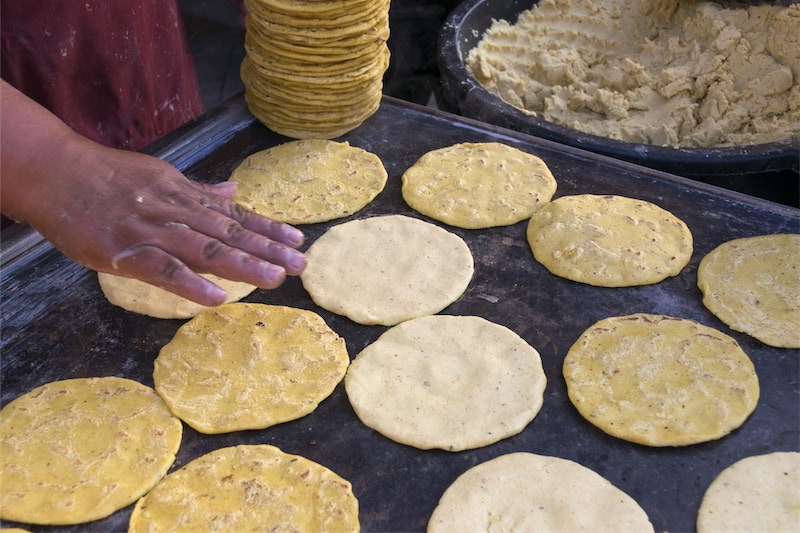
205, 284, 228, 305
263, 264, 286, 286
286, 227, 304, 247
289, 252, 306, 272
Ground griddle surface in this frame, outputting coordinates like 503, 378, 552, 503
2, 96, 798, 532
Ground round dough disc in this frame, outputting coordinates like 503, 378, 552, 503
128, 444, 359, 532
428, 453, 654, 533
401, 142, 557, 229
527, 194, 693, 287
229, 139, 387, 224
698, 234, 800, 348
563, 313, 760, 446
153, 303, 349, 434
300, 215, 474, 326
98, 272, 256, 319
345, 315, 546, 451
697, 452, 800, 533
0, 377, 182, 525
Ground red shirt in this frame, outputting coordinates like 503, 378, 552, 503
1, 0, 204, 151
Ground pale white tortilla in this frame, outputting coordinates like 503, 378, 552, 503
345, 315, 546, 451
300, 215, 474, 325
428, 453, 654, 533
697, 452, 800, 533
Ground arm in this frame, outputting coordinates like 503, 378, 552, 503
0, 79, 305, 306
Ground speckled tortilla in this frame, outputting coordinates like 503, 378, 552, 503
128, 444, 359, 533
563, 314, 759, 446
696, 452, 800, 533
97, 272, 256, 319
229, 139, 387, 224
345, 315, 546, 451
300, 215, 474, 326
0, 377, 182, 525
527, 194, 693, 286
401, 142, 557, 229
428, 453, 654, 533
153, 303, 349, 434
698, 234, 800, 348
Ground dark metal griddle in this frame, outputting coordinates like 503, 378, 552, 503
1, 95, 798, 532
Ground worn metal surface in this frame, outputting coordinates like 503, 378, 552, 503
1, 96, 798, 532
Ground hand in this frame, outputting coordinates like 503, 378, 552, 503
1, 80, 305, 306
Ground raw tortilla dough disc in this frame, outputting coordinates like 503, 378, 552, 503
696, 452, 800, 533
153, 303, 349, 434
229, 139, 387, 224
0, 377, 182, 525
563, 313, 759, 446
401, 142, 557, 229
697, 234, 800, 348
300, 215, 474, 326
345, 315, 546, 451
128, 444, 359, 532
97, 272, 256, 319
527, 194, 693, 286
428, 453, 654, 533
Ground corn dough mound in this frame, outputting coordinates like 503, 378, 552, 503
154, 303, 349, 434
698, 234, 800, 348
527, 194, 693, 287
428, 453, 654, 533
563, 313, 759, 447
697, 452, 800, 533
467, 0, 800, 147
230, 139, 387, 224
345, 315, 546, 451
401, 142, 557, 229
300, 215, 474, 326
0, 377, 182, 525
129, 444, 359, 532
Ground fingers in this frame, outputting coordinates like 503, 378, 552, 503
110, 246, 231, 306
184, 183, 306, 275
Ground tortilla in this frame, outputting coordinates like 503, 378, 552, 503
241, 0, 390, 139
527, 194, 693, 286
153, 303, 349, 434
563, 313, 759, 446
345, 315, 546, 451
402, 142, 557, 229
698, 234, 800, 348
97, 271, 256, 319
229, 139, 387, 224
696, 452, 800, 533
428, 453, 654, 533
0, 377, 182, 525
300, 215, 474, 326
128, 444, 359, 532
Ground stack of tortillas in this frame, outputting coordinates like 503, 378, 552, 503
241, 0, 391, 139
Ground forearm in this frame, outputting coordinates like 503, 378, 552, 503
0, 79, 92, 225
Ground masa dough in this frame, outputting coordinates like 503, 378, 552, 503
467, 0, 800, 147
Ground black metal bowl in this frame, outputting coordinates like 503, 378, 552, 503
437, 0, 800, 204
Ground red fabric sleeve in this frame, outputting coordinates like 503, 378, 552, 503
1, 0, 204, 151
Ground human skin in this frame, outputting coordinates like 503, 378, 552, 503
0, 79, 306, 306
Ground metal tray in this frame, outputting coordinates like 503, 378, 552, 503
2, 95, 798, 532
